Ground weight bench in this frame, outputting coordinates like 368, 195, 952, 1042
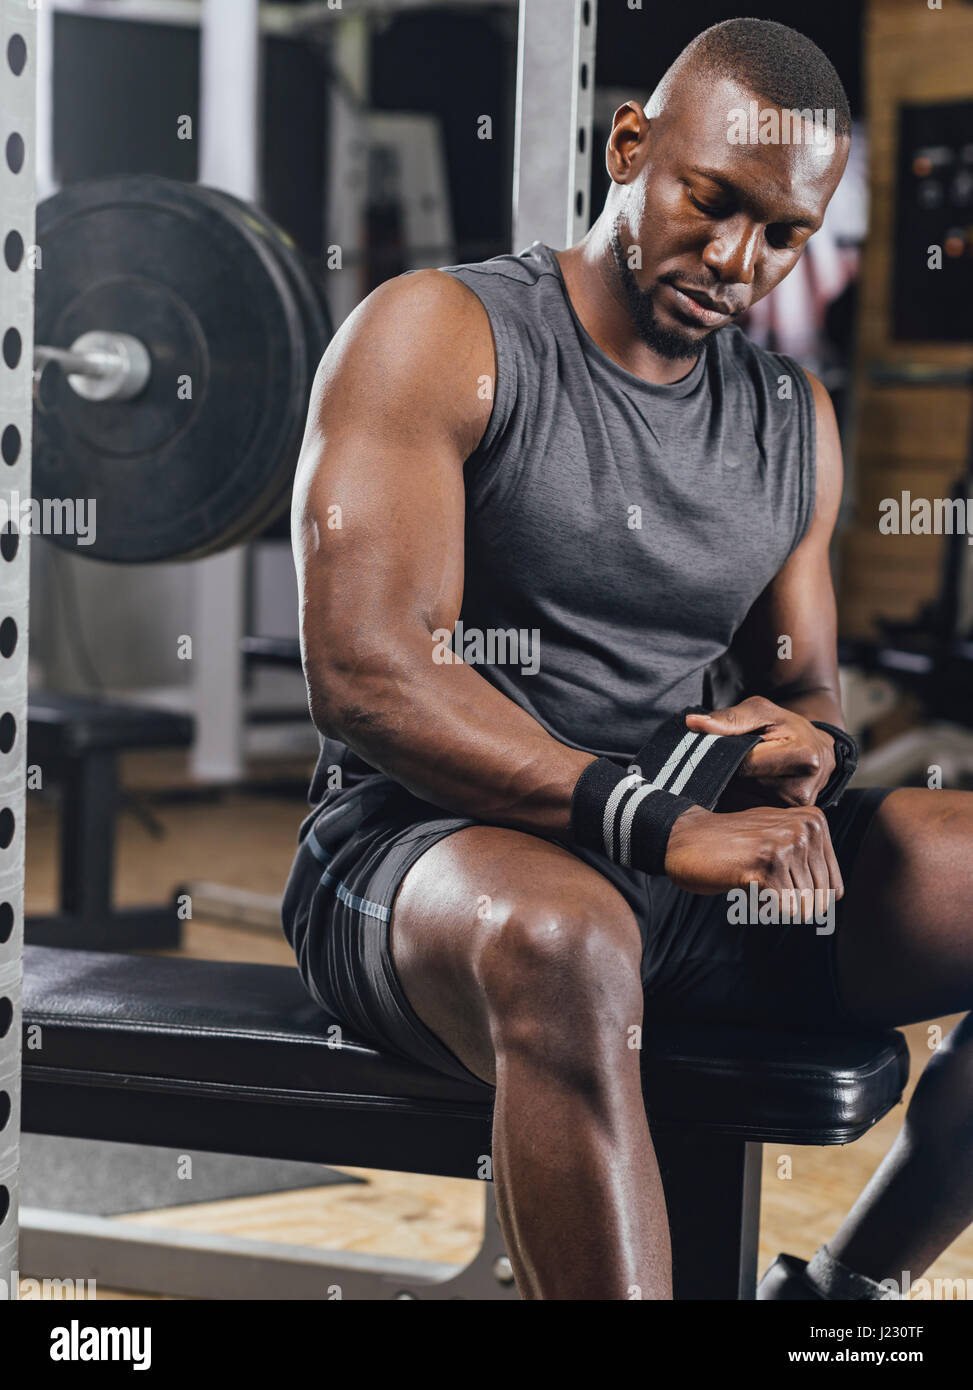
19, 945, 909, 1301
26, 694, 194, 951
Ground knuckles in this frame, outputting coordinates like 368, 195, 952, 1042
750, 807, 827, 875
797, 746, 822, 774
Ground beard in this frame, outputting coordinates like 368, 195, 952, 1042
609, 227, 707, 362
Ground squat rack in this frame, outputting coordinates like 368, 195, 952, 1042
0, 0, 33, 1292
0, 0, 596, 1294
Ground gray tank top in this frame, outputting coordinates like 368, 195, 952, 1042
308, 241, 816, 802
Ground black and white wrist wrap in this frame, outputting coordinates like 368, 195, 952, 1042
810, 721, 859, 808
570, 705, 765, 874
570, 757, 696, 874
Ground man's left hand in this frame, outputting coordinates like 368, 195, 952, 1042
685, 696, 837, 809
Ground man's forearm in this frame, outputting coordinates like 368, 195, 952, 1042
311, 640, 595, 837
765, 682, 846, 731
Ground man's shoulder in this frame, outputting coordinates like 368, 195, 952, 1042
358, 246, 547, 343
434, 240, 556, 288
340, 265, 494, 366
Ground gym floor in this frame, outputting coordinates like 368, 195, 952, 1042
23, 749, 973, 1301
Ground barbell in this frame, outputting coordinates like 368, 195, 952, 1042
31, 175, 332, 564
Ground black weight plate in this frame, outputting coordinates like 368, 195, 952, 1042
201, 190, 333, 372
186, 187, 334, 541
33, 175, 308, 563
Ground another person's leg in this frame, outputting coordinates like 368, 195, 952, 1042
390, 824, 671, 1301
817, 787, 973, 1290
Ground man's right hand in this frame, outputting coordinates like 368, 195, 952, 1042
663, 803, 844, 919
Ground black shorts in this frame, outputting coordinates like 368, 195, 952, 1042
281, 778, 896, 1087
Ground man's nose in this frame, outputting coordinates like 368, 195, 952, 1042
701, 218, 761, 287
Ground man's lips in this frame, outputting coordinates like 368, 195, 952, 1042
667, 284, 735, 325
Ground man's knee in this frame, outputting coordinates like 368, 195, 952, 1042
474, 894, 643, 1077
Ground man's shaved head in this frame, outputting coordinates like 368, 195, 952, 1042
646, 18, 851, 140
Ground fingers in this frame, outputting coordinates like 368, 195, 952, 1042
739, 743, 802, 781
685, 710, 768, 737
744, 734, 825, 783
685, 695, 776, 737
818, 813, 844, 901
723, 740, 831, 811
760, 808, 842, 924
791, 809, 842, 922
785, 862, 815, 923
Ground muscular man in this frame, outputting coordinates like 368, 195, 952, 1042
284, 19, 973, 1300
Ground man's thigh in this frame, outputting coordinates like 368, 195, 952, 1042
390, 824, 644, 1085
833, 786, 973, 1026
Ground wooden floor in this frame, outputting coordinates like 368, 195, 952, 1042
22, 751, 973, 1300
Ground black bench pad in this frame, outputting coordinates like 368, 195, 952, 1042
21, 948, 908, 1177
28, 693, 193, 756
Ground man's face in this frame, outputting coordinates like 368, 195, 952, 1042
609, 77, 849, 360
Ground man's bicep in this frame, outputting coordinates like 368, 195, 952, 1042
294, 425, 467, 652
292, 273, 490, 682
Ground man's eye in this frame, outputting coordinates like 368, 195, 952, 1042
687, 190, 726, 217
766, 226, 799, 250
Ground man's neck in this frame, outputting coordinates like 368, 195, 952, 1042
554, 232, 701, 387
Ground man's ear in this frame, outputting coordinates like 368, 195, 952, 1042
607, 102, 650, 182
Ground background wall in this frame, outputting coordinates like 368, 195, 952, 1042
839, 0, 973, 642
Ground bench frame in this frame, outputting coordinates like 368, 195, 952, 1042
18, 1059, 774, 1301
19, 1140, 763, 1302
20, 1189, 519, 1302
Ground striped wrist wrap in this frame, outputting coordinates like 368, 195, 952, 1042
570, 706, 766, 874
570, 758, 696, 872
